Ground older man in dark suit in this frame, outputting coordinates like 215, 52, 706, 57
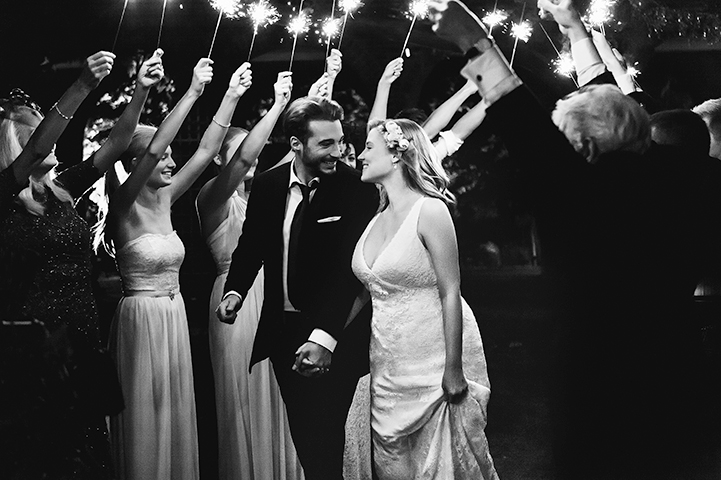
426, 1, 721, 478
217, 95, 379, 479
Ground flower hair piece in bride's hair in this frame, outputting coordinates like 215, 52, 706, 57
382, 120, 410, 152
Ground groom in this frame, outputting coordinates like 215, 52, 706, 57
216, 95, 379, 479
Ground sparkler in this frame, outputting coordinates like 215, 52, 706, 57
509, 3, 531, 68
587, 0, 616, 36
538, 22, 579, 87
482, 9, 508, 36
246, 0, 280, 61
323, 16, 341, 55
157, 0, 169, 49
112, 0, 130, 52
553, 52, 576, 78
324, 0, 338, 61
338, 0, 362, 49
400, 0, 430, 57
482, 0, 505, 36
288, 6, 311, 71
208, 0, 244, 58
626, 64, 640, 78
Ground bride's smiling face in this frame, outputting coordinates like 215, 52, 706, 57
359, 128, 396, 183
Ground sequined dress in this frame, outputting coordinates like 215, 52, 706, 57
0, 159, 114, 479
350, 197, 499, 480
109, 231, 198, 480
202, 191, 304, 480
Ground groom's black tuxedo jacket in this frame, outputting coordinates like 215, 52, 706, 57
223, 160, 379, 369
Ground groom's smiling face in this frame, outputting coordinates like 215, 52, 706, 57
297, 119, 344, 178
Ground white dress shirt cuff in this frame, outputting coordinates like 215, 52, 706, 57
460, 44, 523, 106
309, 329, 337, 353
435, 130, 464, 159
222, 291, 243, 303
571, 37, 607, 86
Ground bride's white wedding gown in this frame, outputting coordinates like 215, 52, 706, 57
349, 197, 499, 480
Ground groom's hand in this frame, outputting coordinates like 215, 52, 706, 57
216, 294, 242, 324
293, 342, 332, 378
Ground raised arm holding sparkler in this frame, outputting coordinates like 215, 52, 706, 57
368, 57, 404, 122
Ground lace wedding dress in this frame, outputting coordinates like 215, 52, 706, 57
349, 197, 499, 480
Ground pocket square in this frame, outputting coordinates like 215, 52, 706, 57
317, 216, 342, 223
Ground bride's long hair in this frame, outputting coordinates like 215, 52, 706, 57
369, 118, 455, 210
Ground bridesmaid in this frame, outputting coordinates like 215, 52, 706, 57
0, 51, 162, 478
100, 58, 252, 480
196, 71, 305, 480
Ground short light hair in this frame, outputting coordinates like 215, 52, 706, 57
552, 84, 651, 162
692, 98, 721, 139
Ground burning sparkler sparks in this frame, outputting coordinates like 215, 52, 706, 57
246, 0, 280, 61
482, 9, 508, 30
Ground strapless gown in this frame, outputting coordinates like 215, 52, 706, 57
204, 192, 303, 480
109, 231, 198, 480
350, 197, 499, 480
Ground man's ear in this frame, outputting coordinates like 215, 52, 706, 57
289, 136, 303, 153
580, 137, 599, 164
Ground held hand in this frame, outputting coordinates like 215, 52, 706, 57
228, 62, 253, 97
274, 71, 293, 107
137, 49, 165, 90
537, 0, 584, 37
308, 73, 330, 98
215, 295, 241, 324
326, 48, 343, 79
293, 342, 332, 378
380, 58, 404, 85
442, 365, 469, 404
190, 58, 214, 95
79, 51, 116, 89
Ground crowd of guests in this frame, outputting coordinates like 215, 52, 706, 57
2, 0, 721, 479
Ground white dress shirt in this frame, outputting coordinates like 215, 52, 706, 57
223, 159, 337, 353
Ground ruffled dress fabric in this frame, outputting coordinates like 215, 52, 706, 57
109, 231, 198, 480
204, 192, 303, 480
350, 197, 499, 480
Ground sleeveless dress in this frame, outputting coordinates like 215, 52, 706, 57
204, 192, 304, 480
109, 231, 199, 480
350, 197, 499, 480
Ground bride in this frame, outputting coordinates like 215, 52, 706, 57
351, 118, 499, 479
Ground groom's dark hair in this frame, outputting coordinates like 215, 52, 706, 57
283, 96, 344, 144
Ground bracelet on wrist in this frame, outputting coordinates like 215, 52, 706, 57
212, 116, 231, 128
51, 102, 73, 120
